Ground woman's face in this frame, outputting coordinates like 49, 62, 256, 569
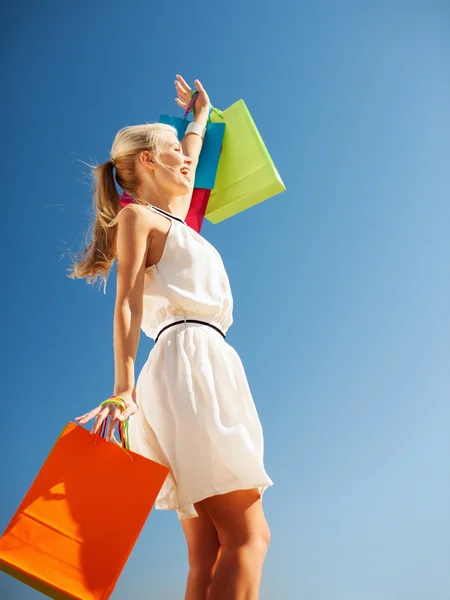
146, 131, 192, 196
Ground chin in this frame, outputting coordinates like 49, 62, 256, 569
174, 181, 191, 195
157, 173, 190, 196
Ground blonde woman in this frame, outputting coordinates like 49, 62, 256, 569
73, 76, 273, 600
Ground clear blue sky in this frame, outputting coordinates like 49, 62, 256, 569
1, 1, 450, 598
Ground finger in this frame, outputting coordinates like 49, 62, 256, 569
175, 98, 187, 108
77, 407, 101, 420
76, 411, 94, 422
194, 79, 207, 94
175, 83, 190, 103
105, 407, 120, 441
117, 404, 137, 421
91, 407, 109, 435
176, 74, 191, 93
174, 79, 188, 95
76, 406, 101, 424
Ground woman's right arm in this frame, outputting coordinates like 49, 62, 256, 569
113, 205, 151, 400
76, 205, 153, 439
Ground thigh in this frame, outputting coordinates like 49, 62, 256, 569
181, 502, 220, 567
199, 490, 270, 547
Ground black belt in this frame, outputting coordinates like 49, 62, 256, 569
155, 319, 226, 343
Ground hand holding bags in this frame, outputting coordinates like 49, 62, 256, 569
0, 422, 169, 599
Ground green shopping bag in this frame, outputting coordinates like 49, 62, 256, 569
206, 100, 285, 223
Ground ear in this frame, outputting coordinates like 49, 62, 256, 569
139, 151, 157, 171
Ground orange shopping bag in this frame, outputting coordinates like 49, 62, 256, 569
0, 422, 169, 599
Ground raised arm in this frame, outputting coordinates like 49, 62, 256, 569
175, 75, 210, 167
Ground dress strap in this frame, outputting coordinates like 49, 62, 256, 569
147, 204, 186, 225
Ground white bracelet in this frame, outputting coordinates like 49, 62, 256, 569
185, 121, 206, 140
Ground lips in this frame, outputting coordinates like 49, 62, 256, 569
180, 167, 190, 180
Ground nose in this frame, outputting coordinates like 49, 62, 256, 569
183, 154, 193, 166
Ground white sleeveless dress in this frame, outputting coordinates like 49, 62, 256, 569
128, 206, 273, 519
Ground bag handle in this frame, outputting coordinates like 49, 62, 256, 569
209, 105, 223, 120
183, 91, 222, 123
183, 91, 199, 118
98, 396, 130, 450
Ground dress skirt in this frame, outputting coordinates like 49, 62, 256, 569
128, 321, 273, 519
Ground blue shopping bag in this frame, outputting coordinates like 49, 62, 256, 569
159, 110, 225, 190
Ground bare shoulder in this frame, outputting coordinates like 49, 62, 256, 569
117, 203, 160, 236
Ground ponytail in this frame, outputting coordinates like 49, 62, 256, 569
68, 160, 121, 288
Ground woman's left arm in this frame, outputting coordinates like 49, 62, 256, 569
175, 75, 210, 165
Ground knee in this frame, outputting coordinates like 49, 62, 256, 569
250, 523, 271, 555
225, 523, 271, 556
261, 523, 271, 549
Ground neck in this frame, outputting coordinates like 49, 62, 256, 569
135, 181, 188, 219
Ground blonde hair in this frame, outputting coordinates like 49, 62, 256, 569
68, 123, 177, 288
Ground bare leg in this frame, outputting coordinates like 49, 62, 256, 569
197, 489, 270, 600
182, 502, 221, 600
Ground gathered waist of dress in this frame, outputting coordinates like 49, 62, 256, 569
154, 315, 227, 344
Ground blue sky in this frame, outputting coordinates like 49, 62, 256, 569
1, 0, 450, 598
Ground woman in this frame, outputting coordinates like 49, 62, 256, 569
72, 76, 273, 600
